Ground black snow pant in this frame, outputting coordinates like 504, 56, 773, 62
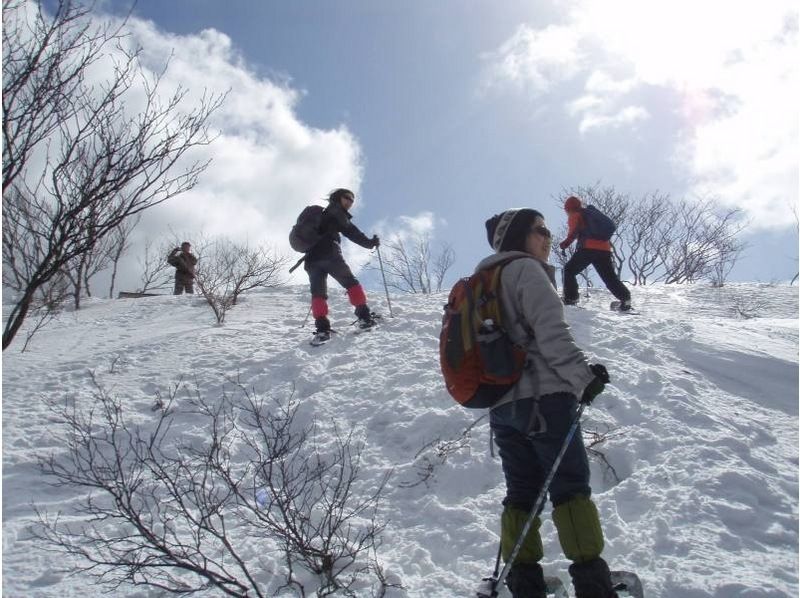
174, 280, 194, 295
304, 252, 360, 299
563, 248, 630, 304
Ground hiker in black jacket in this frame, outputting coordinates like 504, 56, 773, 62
306, 188, 379, 343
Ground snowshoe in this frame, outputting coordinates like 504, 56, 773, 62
476, 574, 568, 598
543, 575, 569, 597
354, 311, 381, 331
610, 300, 638, 315
309, 330, 332, 346
610, 571, 644, 598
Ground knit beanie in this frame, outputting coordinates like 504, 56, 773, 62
485, 208, 544, 252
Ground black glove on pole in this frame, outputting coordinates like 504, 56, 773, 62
581, 363, 609, 405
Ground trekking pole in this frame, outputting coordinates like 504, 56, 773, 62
300, 304, 312, 329
289, 255, 306, 274
479, 402, 588, 598
375, 246, 394, 318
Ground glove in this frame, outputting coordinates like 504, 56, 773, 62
590, 363, 610, 383
580, 364, 610, 404
371, 235, 380, 248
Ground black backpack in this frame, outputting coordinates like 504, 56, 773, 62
289, 205, 326, 253
582, 205, 616, 241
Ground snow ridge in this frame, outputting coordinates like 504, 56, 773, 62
2, 283, 798, 597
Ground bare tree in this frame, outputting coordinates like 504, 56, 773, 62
624, 191, 673, 285
195, 238, 290, 324
60, 204, 114, 309
35, 377, 393, 597
135, 237, 176, 294
2, 0, 224, 349
371, 233, 455, 294
660, 200, 746, 284
107, 214, 140, 299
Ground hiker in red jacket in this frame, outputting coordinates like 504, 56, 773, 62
560, 196, 631, 311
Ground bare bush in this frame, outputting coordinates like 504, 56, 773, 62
370, 232, 455, 294
35, 377, 394, 597
195, 238, 290, 324
2, 0, 223, 349
136, 237, 179, 294
399, 414, 488, 489
729, 295, 769, 319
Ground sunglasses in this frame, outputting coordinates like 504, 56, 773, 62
530, 225, 552, 239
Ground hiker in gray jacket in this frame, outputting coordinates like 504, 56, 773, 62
168, 242, 197, 295
481, 208, 617, 598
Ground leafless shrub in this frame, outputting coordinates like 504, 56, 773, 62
2, 0, 223, 349
35, 377, 393, 597
368, 233, 455, 294
729, 295, 768, 319
399, 415, 487, 488
195, 238, 290, 324
583, 426, 625, 485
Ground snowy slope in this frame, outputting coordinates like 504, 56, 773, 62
2, 283, 798, 597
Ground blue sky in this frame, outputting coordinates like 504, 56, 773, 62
95, 0, 798, 290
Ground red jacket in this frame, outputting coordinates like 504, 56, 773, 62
560, 210, 612, 252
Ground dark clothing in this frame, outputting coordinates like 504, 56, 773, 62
304, 199, 375, 328
563, 249, 630, 304
306, 201, 374, 262
304, 249, 359, 298
168, 249, 197, 295
173, 281, 194, 295
490, 393, 591, 510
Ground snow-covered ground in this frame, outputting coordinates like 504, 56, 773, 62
2, 282, 798, 597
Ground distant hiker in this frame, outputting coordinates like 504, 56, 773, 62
167, 242, 197, 295
559, 196, 631, 311
481, 208, 618, 598
304, 188, 380, 344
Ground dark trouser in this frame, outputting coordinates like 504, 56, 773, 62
490, 393, 590, 509
305, 252, 360, 299
174, 281, 194, 295
492, 394, 608, 579
305, 252, 368, 330
563, 249, 630, 304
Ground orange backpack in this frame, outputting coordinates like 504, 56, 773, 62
439, 257, 529, 408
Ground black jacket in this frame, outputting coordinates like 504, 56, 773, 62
306, 201, 373, 261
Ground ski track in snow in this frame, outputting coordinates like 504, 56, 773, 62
2, 283, 798, 597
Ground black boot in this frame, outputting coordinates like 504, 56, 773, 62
506, 562, 547, 598
568, 558, 618, 598
314, 316, 331, 333
354, 304, 376, 329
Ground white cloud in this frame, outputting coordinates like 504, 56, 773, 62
483, 1, 798, 229
482, 24, 583, 96
86, 15, 365, 290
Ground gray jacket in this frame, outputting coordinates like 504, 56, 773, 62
474, 251, 595, 408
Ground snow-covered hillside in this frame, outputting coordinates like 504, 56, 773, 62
3, 283, 798, 597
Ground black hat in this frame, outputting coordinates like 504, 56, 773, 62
485, 208, 543, 252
